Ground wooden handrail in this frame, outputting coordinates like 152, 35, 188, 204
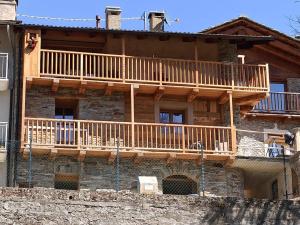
253, 92, 300, 113
24, 118, 235, 154
39, 49, 269, 91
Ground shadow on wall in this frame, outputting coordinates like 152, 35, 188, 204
201, 199, 300, 225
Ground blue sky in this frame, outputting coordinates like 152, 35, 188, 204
17, 0, 299, 36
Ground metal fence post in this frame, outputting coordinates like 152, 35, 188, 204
28, 131, 32, 188
200, 145, 205, 197
115, 137, 120, 192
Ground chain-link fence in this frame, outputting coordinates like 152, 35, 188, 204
7, 135, 299, 201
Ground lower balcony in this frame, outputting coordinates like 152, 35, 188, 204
250, 92, 300, 118
22, 118, 235, 162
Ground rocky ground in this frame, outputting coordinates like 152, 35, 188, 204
0, 188, 298, 225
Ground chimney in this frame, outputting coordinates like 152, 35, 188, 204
148, 11, 165, 32
105, 6, 122, 30
0, 0, 17, 21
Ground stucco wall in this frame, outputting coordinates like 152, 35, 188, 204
0, 1, 16, 21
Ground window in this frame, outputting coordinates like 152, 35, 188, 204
55, 99, 78, 144
54, 173, 79, 190
159, 111, 185, 124
0, 53, 8, 79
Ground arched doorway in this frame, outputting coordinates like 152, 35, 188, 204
292, 169, 299, 198
162, 175, 197, 195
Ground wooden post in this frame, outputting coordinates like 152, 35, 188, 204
77, 121, 81, 149
194, 41, 199, 87
131, 84, 135, 150
265, 63, 270, 92
159, 60, 162, 86
122, 36, 126, 83
231, 63, 235, 90
229, 91, 236, 154
80, 53, 83, 81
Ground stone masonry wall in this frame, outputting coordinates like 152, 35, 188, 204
17, 156, 244, 198
236, 118, 300, 157
287, 78, 300, 92
26, 87, 125, 121
0, 188, 298, 225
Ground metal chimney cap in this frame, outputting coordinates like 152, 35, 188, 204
148, 11, 165, 19
105, 6, 122, 13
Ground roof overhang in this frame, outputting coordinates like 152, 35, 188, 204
16, 23, 274, 46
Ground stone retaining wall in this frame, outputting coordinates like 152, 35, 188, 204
0, 187, 298, 225
16, 156, 244, 198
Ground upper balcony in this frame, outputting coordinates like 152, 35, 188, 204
249, 92, 300, 119
24, 49, 270, 101
0, 53, 9, 91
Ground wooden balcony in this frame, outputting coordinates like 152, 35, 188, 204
22, 118, 236, 162
24, 49, 269, 99
250, 92, 300, 118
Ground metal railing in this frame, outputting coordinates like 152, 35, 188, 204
0, 122, 8, 150
0, 53, 8, 79
39, 49, 269, 91
24, 117, 234, 155
253, 92, 300, 114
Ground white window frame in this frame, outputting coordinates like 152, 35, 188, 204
0, 53, 8, 79
0, 122, 8, 150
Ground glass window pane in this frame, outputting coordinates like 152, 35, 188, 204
172, 113, 184, 124
270, 83, 284, 92
160, 112, 170, 123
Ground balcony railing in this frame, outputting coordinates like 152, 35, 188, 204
0, 53, 8, 79
0, 122, 8, 150
252, 92, 300, 114
39, 49, 269, 91
24, 118, 234, 155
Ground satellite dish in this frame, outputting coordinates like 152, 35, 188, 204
284, 131, 295, 147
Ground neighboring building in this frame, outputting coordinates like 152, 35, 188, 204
0, 0, 19, 186
16, 8, 276, 197
203, 17, 300, 199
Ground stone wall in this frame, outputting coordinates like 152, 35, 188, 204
26, 87, 125, 121
16, 156, 244, 198
0, 187, 298, 225
236, 117, 300, 157
287, 78, 300, 92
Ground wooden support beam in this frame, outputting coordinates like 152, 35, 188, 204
240, 105, 254, 114
187, 88, 199, 103
108, 152, 117, 164
51, 79, 60, 92
154, 86, 165, 101
104, 83, 114, 96
49, 149, 58, 160
133, 84, 140, 96
218, 91, 231, 104
22, 148, 30, 160
26, 77, 33, 89
78, 150, 86, 162
235, 94, 267, 106
78, 81, 87, 95
166, 153, 176, 164
134, 152, 144, 164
